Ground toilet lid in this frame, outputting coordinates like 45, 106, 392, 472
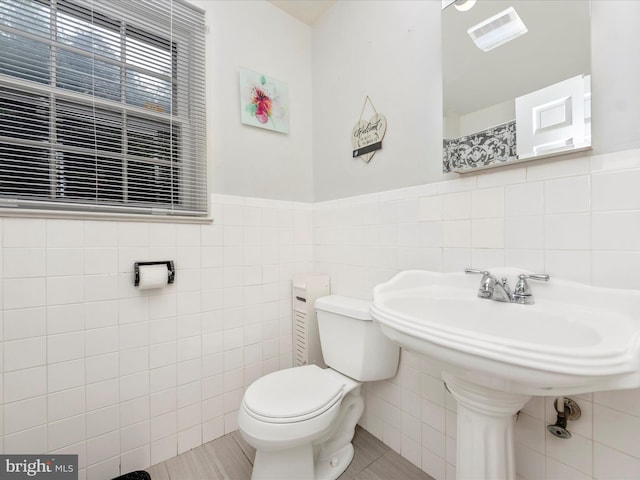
243, 365, 345, 423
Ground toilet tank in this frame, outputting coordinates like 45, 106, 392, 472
315, 295, 400, 381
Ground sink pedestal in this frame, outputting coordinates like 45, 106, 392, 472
372, 269, 640, 479
443, 373, 531, 480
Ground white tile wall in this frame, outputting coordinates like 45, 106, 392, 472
0, 194, 313, 479
3, 148, 640, 480
313, 148, 640, 480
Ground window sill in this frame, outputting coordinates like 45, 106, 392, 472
0, 206, 213, 224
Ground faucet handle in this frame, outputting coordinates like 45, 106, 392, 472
464, 268, 490, 276
464, 268, 495, 299
520, 273, 550, 282
514, 273, 549, 296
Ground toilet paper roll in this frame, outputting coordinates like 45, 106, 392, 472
137, 264, 169, 290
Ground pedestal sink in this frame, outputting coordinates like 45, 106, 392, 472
370, 268, 640, 480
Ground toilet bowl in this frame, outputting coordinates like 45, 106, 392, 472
238, 365, 363, 480
238, 295, 400, 480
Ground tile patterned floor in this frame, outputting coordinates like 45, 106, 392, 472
145, 426, 435, 480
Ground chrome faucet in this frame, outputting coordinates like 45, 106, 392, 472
465, 268, 549, 304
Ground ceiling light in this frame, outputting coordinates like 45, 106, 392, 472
454, 0, 476, 12
467, 6, 528, 52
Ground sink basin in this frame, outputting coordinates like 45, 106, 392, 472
371, 268, 640, 395
370, 269, 640, 480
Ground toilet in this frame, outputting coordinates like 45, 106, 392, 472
237, 295, 400, 480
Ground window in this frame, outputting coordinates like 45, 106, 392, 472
0, 0, 207, 218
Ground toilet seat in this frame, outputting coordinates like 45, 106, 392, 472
243, 365, 345, 424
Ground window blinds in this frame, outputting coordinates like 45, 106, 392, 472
0, 0, 208, 217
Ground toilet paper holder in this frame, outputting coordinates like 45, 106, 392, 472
134, 261, 176, 286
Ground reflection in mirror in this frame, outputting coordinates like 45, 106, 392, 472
442, 0, 591, 173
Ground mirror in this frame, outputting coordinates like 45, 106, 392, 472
442, 0, 591, 173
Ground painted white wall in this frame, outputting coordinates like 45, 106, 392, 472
183, 0, 640, 204
443, 110, 460, 139
311, 0, 443, 202
187, 0, 640, 204
458, 99, 514, 137
590, 0, 640, 154
189, 0, 314, 203
444, 99, 515, 139
312, 0, 640, 202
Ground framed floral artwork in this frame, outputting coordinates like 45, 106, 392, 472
239, 67, 289, 134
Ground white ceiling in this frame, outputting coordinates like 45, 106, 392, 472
268, 0, 336, 25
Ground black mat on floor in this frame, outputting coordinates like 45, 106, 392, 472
111, 472, 151, 480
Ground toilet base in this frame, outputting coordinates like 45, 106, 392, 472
315, 443, 354, 480
251, 443, 354, 480
252, 444, 315, 480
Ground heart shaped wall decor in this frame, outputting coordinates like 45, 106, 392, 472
352, 113, 387, 163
